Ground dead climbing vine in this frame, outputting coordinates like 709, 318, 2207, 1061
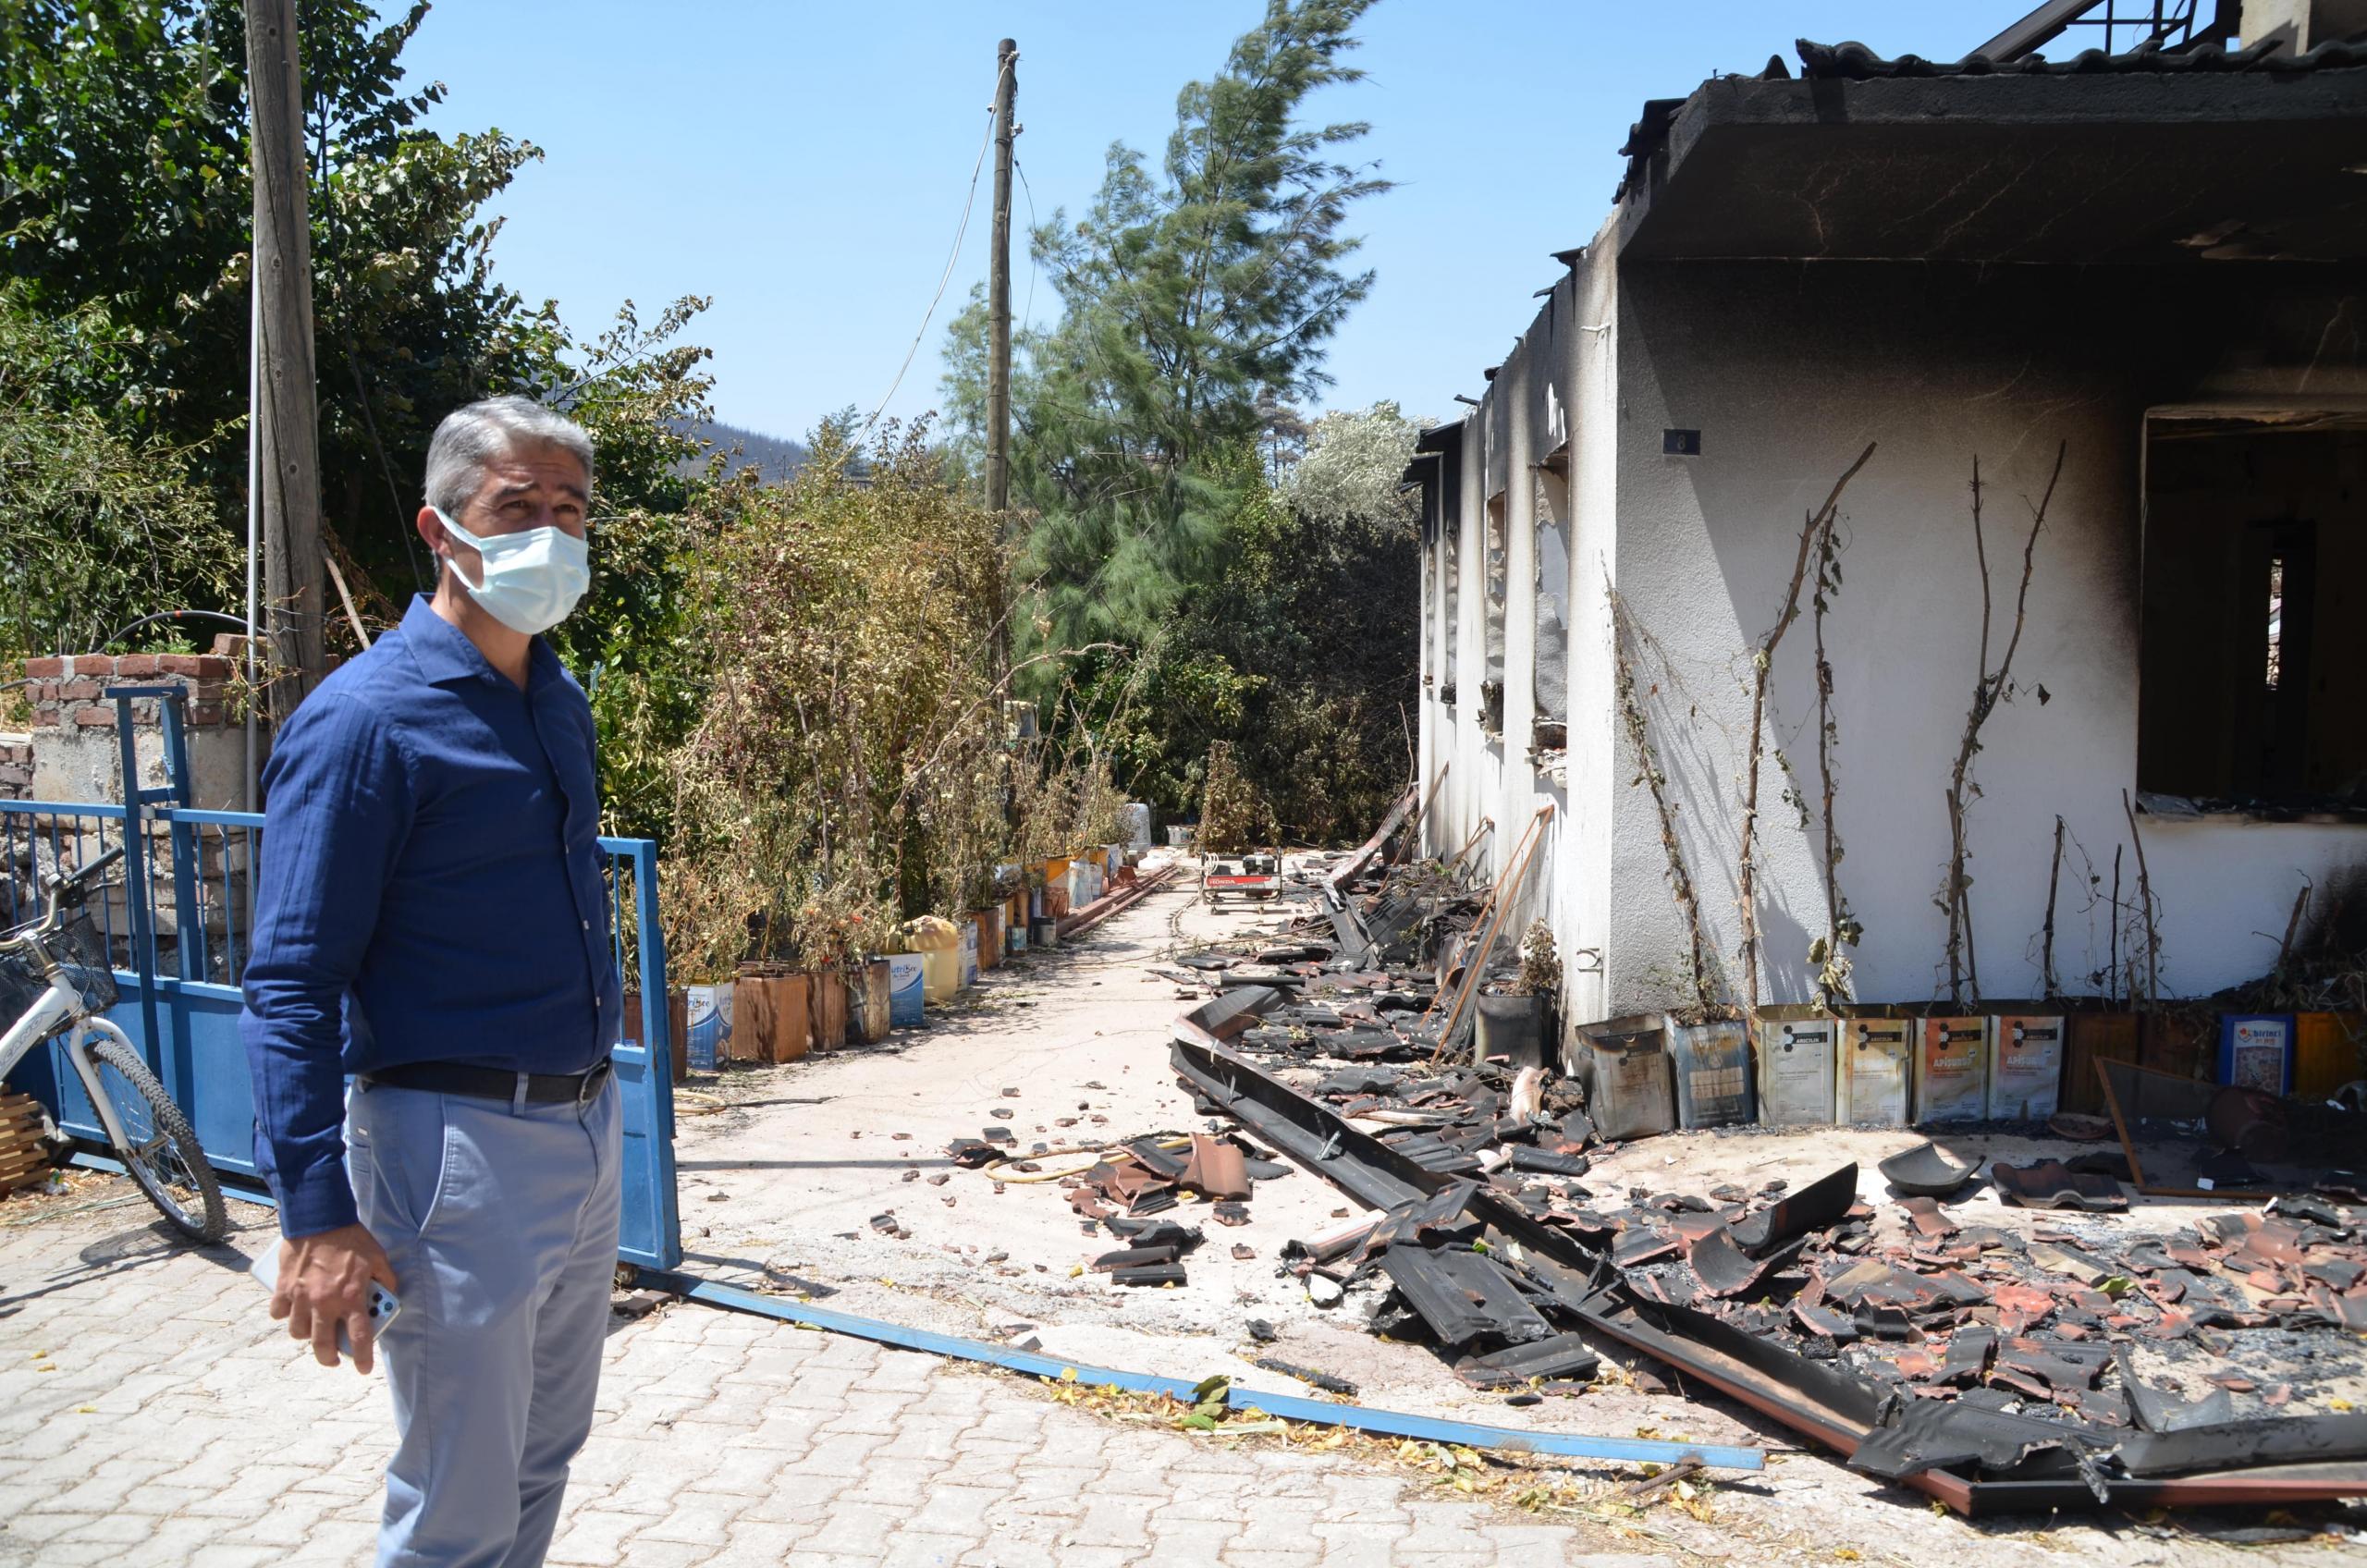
1609, 580, 1716, 1018
1737, 443, 1876, 1013
1808, 497, 1859, 1006
1936, 442, 2065, 1007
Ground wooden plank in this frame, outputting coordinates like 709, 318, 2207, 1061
0, 1091, 52, 1194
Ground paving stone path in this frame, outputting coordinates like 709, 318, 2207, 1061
0, 1198, 1662, 1567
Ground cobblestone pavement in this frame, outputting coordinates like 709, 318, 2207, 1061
0, 1197, 1666, 1567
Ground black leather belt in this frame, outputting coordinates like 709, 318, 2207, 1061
362, 1058, 612, 1107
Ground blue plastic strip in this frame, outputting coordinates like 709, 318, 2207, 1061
640, 1269, 1763, 1472
1228, 1387, 1762, 1469
644, 1270, 1206, 1400
67, 1149, 276, 1208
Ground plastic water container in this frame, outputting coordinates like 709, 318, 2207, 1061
886, 954, 925, 1027
1123, 803, 1153, 848
684, 982, 733, 1071
902, 916, 962, 1004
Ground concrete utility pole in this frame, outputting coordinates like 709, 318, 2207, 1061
985, 38, 1017, 514
245, 0, 325, 719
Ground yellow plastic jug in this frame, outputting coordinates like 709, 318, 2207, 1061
901, 915, 962, 1004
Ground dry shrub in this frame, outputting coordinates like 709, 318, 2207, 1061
663, 421, 1011, 977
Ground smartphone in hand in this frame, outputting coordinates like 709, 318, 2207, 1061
250, 1243, 401, 1359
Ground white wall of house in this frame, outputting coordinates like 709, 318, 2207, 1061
1419, 253, 2367, 1024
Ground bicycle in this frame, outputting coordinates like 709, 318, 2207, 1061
0, 846, 227, 1243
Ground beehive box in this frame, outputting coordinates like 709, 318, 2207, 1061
2295, 1012, 2364, 1099
1572, 1014, 1674, 1143
2061, 1011, 2139, 1116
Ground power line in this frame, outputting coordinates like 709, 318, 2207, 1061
857, 52, 1014, 447
1014, 153, 1039, 334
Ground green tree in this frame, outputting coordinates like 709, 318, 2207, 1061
945, 0, 1390, 653
0, 283, 239, 656
1, 3, 729, 838
1281, 398, 1418, 530
1096, 415, 1420, 843
542, 296, 739, 843
1, 1, 562, 609
663, 422, 1012, 977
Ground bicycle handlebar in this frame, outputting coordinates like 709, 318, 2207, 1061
63, 846, 126, 888
3, 848, 128, 951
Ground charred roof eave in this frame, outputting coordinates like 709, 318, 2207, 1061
1611, 52, 2367, 266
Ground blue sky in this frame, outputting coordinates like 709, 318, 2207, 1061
389, 2, 2044, 441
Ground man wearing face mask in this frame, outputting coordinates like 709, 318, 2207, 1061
240, 396, 620, 1568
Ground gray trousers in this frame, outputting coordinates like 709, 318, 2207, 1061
348, 1075, 622, 1568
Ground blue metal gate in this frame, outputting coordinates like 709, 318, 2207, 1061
1, 688, 681, 1269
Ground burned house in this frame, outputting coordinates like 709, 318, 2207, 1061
1407, 2, 2367, 1035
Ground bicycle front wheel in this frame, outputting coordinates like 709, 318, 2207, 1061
83, 1034, 228, 1243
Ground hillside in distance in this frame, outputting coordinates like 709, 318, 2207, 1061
681, 420, 808, 484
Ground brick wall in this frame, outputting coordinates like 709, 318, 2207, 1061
0, 734, 30, 801
22, 653, 251, 811
22, 654, 239, 732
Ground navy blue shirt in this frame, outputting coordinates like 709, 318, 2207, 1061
240, 595, 621, 1237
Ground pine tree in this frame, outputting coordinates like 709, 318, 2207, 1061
945, 0, 1390, 652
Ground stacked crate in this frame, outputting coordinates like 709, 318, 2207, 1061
0, 1092, 53, 1195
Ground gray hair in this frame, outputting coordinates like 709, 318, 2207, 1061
423, 395, 595, 518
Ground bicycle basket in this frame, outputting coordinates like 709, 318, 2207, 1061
3, 909, 123, 1017
0, 945, 43, 1023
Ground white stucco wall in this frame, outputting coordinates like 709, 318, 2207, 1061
1605, 262, 2367, 1011
1417, 236, 1624, 1036
1416, 253, 2367, 1021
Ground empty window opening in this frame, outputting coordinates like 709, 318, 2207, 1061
2139, 420, 2364, 811
2265, 557, 2283, 692
1441, 517, 1460, 704
1422, 531, 1440, 689
1480, 491, 1509, 736
1534, 457, 1572, 748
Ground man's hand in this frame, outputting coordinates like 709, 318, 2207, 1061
271, 1224, 399, 1374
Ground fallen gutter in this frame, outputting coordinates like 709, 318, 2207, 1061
1059, 859, 1182, 940
69, 1149, 275, 1207
1168, 996, 2367, 1516
630, 1267, 1763, 1472
1322, 782, 1418, 898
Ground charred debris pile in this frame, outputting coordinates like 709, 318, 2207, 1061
1135, 840, 2367, 1516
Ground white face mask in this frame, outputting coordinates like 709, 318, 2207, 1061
431, 507, 590, 636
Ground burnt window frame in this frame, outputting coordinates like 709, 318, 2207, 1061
2135, 405, 2367, 824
